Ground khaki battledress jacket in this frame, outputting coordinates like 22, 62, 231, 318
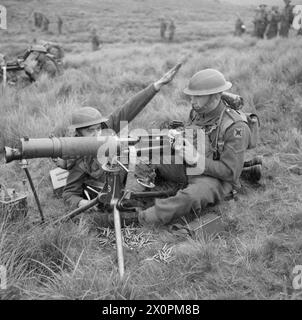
139, 101, 253, 225
63, 84, 158, 208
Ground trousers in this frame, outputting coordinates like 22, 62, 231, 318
139, 163, 233, 225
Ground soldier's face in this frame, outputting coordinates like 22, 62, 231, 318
78, 124, 102, 137
190, 95, 211, 112
191, 94, 222, 113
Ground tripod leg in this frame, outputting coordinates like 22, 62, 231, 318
23, 167, 45, 223
2, 66, 7, 88
113, 200, 125, 280
53, 196, 99, 224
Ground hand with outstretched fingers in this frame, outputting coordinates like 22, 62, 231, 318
153, 62, 182, 90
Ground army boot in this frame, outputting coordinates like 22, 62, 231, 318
240, 164, 262, 183
243, 156, 263, 168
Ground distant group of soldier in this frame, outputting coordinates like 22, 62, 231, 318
31, 11, 101, 52
253, 0, 294, 39
159, 17, 176, 41
235, 0, 299, 39
31, 11, 63, 35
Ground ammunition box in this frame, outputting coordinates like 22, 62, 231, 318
0, 189, 28, 221
49, 167, 69, 197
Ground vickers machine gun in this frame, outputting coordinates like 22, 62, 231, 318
4, 133, 180, 278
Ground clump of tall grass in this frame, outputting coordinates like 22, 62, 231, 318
0, 217, 103, 297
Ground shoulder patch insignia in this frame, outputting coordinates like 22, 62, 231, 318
234, 128, 242, 138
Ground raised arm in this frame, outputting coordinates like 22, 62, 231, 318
106, 63, 182, 133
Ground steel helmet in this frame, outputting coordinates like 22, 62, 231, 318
183, 69, 232, 96
69, 106, 108, 130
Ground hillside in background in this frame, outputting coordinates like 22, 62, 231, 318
222, 0, 285, 6
0, 0, 302, 300
1, 0, 252, 55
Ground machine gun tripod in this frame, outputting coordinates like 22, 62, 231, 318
53, 148, 177, 279
4, 135, 178, 279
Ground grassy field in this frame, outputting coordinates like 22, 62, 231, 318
0, 0, 302, 300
